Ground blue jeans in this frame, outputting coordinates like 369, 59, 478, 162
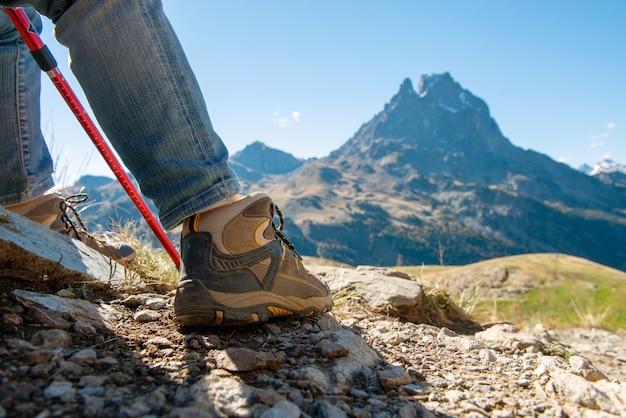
0, 0, 241, 230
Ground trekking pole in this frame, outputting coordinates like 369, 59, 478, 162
3, 7, 181, 268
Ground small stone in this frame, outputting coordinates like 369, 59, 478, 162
56, 289, 76, 298
259, 400, 301, 418
479, 349, 497, 364
316, 339, 350, 358
255, 388, 286, 406
30, 363, 54, 378
378, 366, 411, 390
77, 387, 105, 396
95, 356, 119, 367
72, 318, 97, 335
133, 309, 160, 323
69, 348, 98, 364
216, 348, 284, 372
568, 355, 608, 382
57, 359, 87, 376
445, 389, 466, 403
120, 295, 146, 308
146, 337, 173, 348
400, 382, 432, 395
31, 329, 72, 348
349, 387, 369, 398
111, 372, 133, 385
25, 349, 54, 364
313, 400, 348, 418
2, 311, 23, 326
28, 306, 71, 329
5, 337, 35, 351
79, 375, 110, 387
292, 366, 330, 395
43, 381, 76, 402
145, 297, 166, 310
203, 335, 222, 349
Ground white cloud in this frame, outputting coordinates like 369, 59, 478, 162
272, 110, 301, 128
588, 122, 616, 148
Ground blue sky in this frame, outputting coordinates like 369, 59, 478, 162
37, 1, 625, 186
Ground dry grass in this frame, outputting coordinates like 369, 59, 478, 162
396, 253, 626, 332
104, 221, 178, 292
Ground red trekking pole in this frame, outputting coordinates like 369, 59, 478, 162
3, 7, 181, 268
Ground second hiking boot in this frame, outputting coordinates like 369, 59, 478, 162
174, 192, 333, 326
5, 193, 135, 265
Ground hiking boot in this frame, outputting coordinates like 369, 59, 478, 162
174, 192, 333, 326
5, 193, 136, 265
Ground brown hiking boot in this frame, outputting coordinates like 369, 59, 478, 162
5, 193, 136, 265
174, 192, 333, 326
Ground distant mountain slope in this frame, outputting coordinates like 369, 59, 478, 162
232, 73, 626, 270
579, 159, 626, 188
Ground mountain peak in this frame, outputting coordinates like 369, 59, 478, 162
589, 158, 626, 176
230, 141, 303, 180
399, 78, 416, 95
417, 72, 457, 96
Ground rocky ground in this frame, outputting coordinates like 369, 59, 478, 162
2, 207, 626, 417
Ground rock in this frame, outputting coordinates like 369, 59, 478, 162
378, 366, 411, 390
316, 338, 350, 358
72, 318, 97, 335
78, 375, 110, 387
569, 355, 608, 382
315, 266, 423, 309
145, 297, 166, 310
133, 309, 161, 323
313, 400, 349, 418
259, 400, 301, 418
43, 381, 76, 403
146, 337, 173, 348
31, 329, 72, 348
27, 306, 71, 329
215, 347, 284, 372
13, 289, 122, 328
55, 289, 76, 298
4, 337, 35, 351
69, 348, 97, 364
2, 311, 23, 326
0, 207, 126, 286
291, 366, 331, 395
25, 349, 54, 364
188, 374, 257, 416
475, 323, 543, 352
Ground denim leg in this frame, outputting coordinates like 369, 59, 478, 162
52, 0, 241, 230
0, 8, 55, 206
1, 0, 241, 228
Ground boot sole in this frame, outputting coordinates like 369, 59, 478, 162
173, 279, 333, 326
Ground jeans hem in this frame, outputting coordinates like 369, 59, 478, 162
159, 178, 241, 231
0, 176, 55, 206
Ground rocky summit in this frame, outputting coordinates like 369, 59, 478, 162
2, 205, 626, 417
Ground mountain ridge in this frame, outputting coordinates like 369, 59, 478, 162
63, 73, 626, 271
231, 73, 626, 270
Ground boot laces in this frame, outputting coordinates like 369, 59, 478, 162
57, 193, 94, 241
269, 202, 302, 260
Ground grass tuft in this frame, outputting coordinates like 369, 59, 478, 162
102, 221, 179, 292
